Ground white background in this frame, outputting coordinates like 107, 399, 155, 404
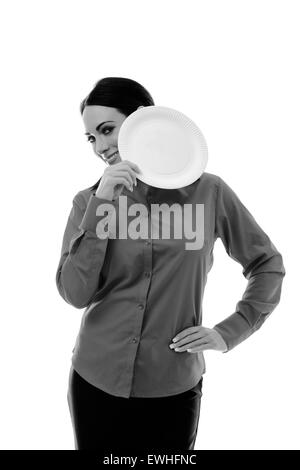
0, 0, 298, 450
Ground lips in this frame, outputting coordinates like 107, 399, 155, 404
105, 151, 118, 162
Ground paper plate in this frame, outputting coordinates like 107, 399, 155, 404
117, 105, 208, 189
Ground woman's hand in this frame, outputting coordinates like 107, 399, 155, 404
96, 160, 141, 201
169, 326, 228, 353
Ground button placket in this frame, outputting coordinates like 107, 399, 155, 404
129, 196, 152, 356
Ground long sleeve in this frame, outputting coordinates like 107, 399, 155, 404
55, 193, 116, 309
212, 176, 286, 352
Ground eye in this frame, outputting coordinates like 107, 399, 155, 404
102, 127, 113, 135
86, 127, 114, 143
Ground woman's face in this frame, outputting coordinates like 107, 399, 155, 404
82, 105, 143, 166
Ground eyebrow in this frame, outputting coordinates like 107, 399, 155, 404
84, 121, 115, 135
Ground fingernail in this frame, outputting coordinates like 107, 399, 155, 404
173, 337, 178, 342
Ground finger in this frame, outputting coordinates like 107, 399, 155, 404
121, 165, 140, 184
111, 168, 138, 187
110, 176, 134, 191
172, 326, 206, 343
113, 184, 125, 199
126, 168, 139, 186
123, 160, 142, 173
171, 330, 207, 348
117, 161, 141, 178
187, 343, 211, 353
107, 170, 135, 188
173, 340, 211, 352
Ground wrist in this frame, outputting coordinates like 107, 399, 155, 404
95, 189, 114, 201
212, 327, 228, 352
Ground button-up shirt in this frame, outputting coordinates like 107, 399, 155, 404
55, 172, 285, 398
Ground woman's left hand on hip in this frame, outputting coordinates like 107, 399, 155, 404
169, 326, 228, 353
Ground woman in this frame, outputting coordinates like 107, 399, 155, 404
55, 77, 285, 451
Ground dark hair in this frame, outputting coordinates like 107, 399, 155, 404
80, 77, 155, 193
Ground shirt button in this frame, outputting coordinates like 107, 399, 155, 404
138, 304, 144, 309
132, 338, 138, 343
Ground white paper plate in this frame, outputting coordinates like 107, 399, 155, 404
117, 105, 208, 189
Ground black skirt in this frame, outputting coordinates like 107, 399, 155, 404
67, 366, 203, 451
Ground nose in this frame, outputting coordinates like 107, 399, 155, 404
95, 136, 109, 158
